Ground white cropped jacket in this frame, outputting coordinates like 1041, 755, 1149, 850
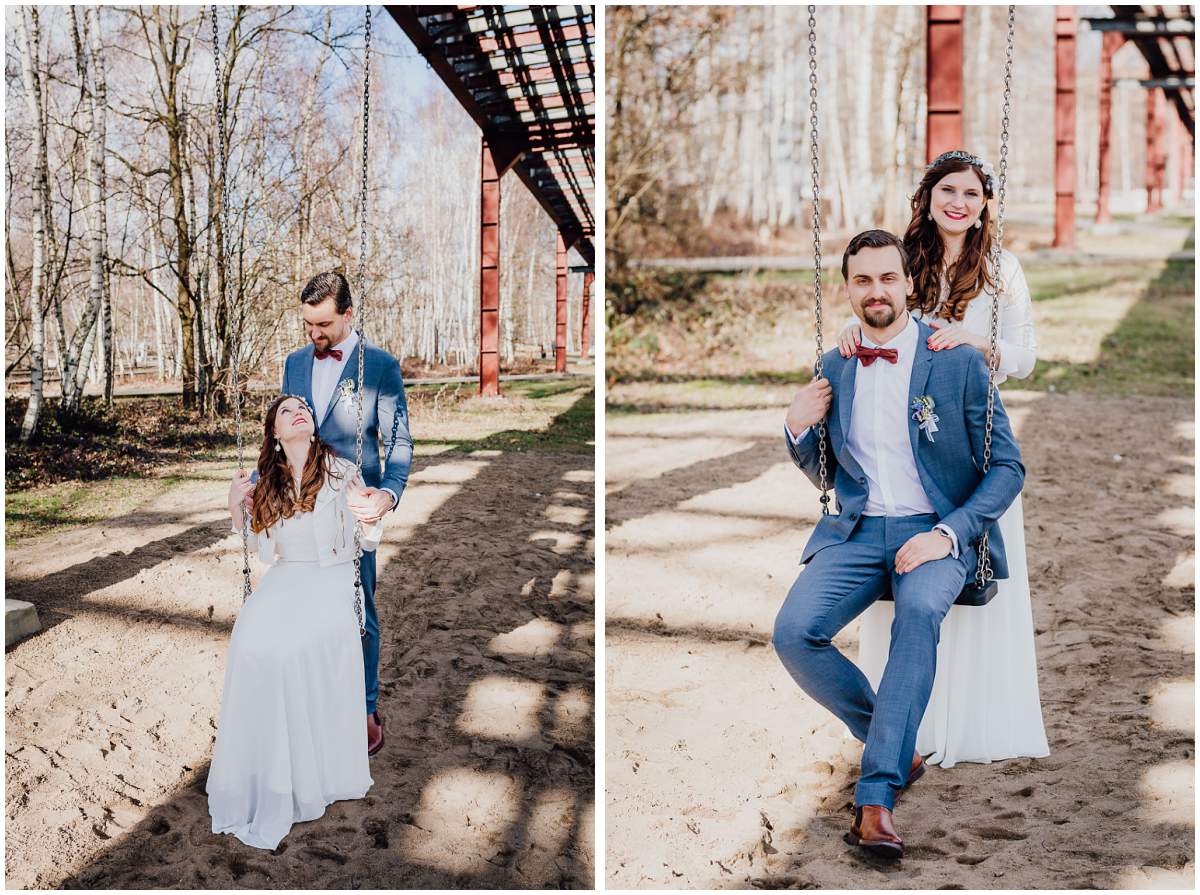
233, 458, 385, 567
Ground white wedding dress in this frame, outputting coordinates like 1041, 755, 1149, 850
207, 488, 373, 850
856, 249, 1051, 767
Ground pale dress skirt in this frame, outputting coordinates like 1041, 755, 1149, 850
207, 547, 372, 850
855, 492, 1051, 767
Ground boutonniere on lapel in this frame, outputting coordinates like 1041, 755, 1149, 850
338, 377, 358, 406
911, 395, 940, 442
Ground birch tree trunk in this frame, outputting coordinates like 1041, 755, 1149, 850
19, 6, 48, 442
89, 7, 113, 406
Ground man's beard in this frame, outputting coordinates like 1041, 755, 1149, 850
862, 302, 899, 328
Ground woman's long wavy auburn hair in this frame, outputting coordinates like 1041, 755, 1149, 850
902, 155, 997, 322
250, 395, 342, 533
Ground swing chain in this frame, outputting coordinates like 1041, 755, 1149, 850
211, 5, 251, 602
976, 4, 1014, 588
351, 4, 371, 639
807, 6, 830, 514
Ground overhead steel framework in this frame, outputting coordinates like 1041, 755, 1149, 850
1086, 5, 1194, 220
388, 5, 595, 394
1087, 5, 1195, 133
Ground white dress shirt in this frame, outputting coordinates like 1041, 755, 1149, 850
311, 330, 359, 421
846, 315, 932, 517
789, 313, 958, 554
310, 329, 398, 511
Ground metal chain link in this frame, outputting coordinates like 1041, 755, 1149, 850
976, 4, 1014, 587
212, 6, 251, 602
351, 4, 371, 638
807, 6, 830, 515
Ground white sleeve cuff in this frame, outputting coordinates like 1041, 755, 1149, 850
933, 523, 959, 558
381, 487, 399, 510
785, 424, 810, 446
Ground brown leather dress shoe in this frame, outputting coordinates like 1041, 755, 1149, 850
904, 752, 926, 789
367, 711, 385, 756
845, 805, 904, 859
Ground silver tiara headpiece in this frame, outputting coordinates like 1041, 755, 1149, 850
927, 150, 996, 196
277, 393, 315, 413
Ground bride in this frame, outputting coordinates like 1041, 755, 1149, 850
838, 149, 1050, 768
208, 394, 382, 850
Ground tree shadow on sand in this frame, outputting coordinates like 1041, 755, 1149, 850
29, 396, 596, 889
604, 252, 1194, 888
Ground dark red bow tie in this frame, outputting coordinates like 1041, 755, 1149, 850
314, 347, 343, 362
856, 346, 899, 366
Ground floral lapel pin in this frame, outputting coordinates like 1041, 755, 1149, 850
911, 395, 940, 442
337, 377, 358, 405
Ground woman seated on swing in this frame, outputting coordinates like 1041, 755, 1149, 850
207, 394, 382, 850
839, 149, 1050, 768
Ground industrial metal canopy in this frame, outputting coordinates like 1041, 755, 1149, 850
1088, 5, 1195, 132
388, 5, 596, 266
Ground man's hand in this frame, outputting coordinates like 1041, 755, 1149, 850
895, 531, 953, 574
347, 486, 392, 525
785, 377, 833, 438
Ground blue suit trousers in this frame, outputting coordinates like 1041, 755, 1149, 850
360, 549, 379, 716
773, 514, 970, 810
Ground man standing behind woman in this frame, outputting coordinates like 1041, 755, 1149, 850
839, 150, 1050, 767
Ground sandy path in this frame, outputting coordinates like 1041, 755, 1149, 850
6, 450, 594, 889
605, 390, 1193, 889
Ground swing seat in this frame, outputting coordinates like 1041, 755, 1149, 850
878, 577, 998, 607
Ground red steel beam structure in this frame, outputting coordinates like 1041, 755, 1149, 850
579, 270, 593, 360
479, 140, 501, 396
555, 233, 567, 373
1146, 86, 1165, 212
1173, 109, 1190, 204
926, 6, 964, 162
1096, 31, 1125, 224
1054, 7, 1077, 249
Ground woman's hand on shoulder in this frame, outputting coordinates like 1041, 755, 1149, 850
926, 320, 987, 353
837, 322, 862, 358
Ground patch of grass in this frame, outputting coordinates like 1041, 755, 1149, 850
1023, 257, 1194, 397
5, 474, 188, 544
445, 389, 595, 454
1024, 262, 1159, 303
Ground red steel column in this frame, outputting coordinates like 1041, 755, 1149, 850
1095, 31, 1123, 224
1155, 89, 1170, 207
1053, 7, 1077, 249
1172, 111, 1188, 205
1146, 88, 1164, 213
580, 270, 593, 360
554, 233, 567, 373
926, 6, 964, 162
479, 139, 501, 396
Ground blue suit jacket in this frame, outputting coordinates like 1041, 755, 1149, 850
282, 338, 413, 506
787, 319, 1024, 580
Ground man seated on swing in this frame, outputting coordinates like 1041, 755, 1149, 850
772, 229, 1024, 859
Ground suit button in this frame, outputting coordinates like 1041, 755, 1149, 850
858, 477, 866, 485
850, 513, 859, 520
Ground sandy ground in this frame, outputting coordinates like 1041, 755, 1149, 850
6, 448, 594, 888
605, 388, 1194, 889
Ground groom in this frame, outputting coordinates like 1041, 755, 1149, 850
284, 270, 412, 756
773, 230, 1023, 858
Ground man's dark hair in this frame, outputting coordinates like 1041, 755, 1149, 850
841, 229, 910, 281
300, 271, 353, 314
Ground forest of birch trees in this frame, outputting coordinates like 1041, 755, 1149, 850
6, 5, 583, 440
607, 5, 1165, 270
